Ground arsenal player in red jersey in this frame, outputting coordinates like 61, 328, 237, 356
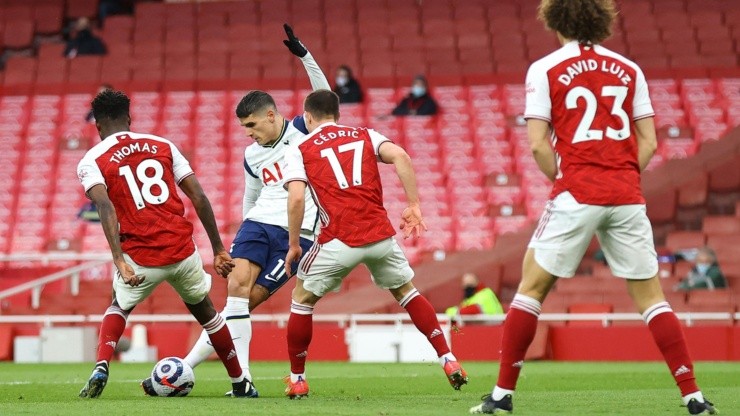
76, 89, 254, 398
470, 1, 716, 414
281, 90, 468, 399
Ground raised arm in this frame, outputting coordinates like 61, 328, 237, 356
87, 184, 144, 287
282, 24, 330, 91
179, 175, 235, 277
378, 141, 427, 238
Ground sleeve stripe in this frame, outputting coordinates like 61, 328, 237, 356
244, 158, 259, 179
633, 113, 655, 121
176, 172, 195, 184
523, 115, 552, 122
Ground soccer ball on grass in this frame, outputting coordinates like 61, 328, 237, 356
150, 357, 195, 397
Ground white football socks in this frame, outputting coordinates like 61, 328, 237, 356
682, 391, 705, 406
223, 296, 253, 382
183, 296, 252, 381
438, 352, 457, 366
290, 372, 306, 383
183, 322, 216, 369
492, 386, 514, 401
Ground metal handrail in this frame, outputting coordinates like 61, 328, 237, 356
0, 312, 736, 326
0, 252, 109, 264
0, 260, 110, 308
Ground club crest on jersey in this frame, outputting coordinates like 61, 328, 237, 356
262, 162, 284, 185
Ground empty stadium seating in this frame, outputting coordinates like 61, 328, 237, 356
0, 0, 738, 316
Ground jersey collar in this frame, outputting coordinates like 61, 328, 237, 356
262, 119, 289, 148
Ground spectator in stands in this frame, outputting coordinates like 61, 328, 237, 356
64, 17, 107, 58
674, 247, 727, 291
445, 273, 504, 323
333, 65, 363, 104
392, 75, 438, 116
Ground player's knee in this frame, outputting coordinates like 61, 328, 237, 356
292, 284, 319, 306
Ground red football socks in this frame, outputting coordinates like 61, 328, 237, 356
645, 303, 699, 396
401, 289, 450, 357
96, 305, 128, 364
497, 295, 541, 390
203, 314, 243, 379
288, 301, 314, 375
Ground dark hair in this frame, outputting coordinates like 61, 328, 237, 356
338, 65, 354, 77
304, 90, 340, 121
235, 90, 277, 118
91, 89, 130, 121
538, 0, 616, 44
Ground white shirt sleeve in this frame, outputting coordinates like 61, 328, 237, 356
300, 51, 331, 91
169, 142, 194, 183
283, 144, 307, 183
77, 153, 106, 196
242, 169, 262, 220
368, 129, 391, 157
524, 62, 552, 121
632, 67, 655, 120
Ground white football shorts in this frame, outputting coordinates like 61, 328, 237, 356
529, 191, 659, 279
114, 250, 212, 310
298, 237, 414, 297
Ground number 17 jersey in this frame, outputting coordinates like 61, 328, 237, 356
283, 123, 396, 247
77, 131, 196, 267
524, 41, 655, 205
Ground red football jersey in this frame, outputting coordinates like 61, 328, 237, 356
77, 131, 196, 266
284, 123, 396, 247
524, 41, 654, 205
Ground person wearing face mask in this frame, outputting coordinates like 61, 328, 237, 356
64, 17, 107, 58
674, 247, 727, 291
333, 65, 363, 104
445, 273, 504, 324
392, 75, 439, 116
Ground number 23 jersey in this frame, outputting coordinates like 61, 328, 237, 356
77, 131, 196, 266
525, 41, 655, 205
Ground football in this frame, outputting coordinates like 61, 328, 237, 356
150, 357, 195, 397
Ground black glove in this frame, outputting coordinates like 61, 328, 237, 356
283, 23, 308, 58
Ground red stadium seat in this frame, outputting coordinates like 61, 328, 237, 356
2, 21, 34, 50
665, 231, 706, 252
66, 0, 98, 19
34, 3, 63, 35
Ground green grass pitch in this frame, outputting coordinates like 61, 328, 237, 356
0, 361, 735, 415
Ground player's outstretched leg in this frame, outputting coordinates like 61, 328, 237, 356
286, 299, 313, 399
79, 304, 129, 398
393, 283, 468, 390
185, 296, 253, 397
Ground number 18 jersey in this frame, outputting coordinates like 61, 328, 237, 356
283, 123, 396, 247
524, 41, 655, 205
77, 131, 196, 267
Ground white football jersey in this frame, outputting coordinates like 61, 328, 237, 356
241, 50, 329, 237
243, 117, 319, 235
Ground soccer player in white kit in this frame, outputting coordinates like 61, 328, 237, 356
282, 90, 468, 399
76, 90, 252, 399
470, 1, 716, 414
141, 25, 329, 397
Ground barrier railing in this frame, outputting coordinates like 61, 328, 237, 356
0, 312, 737, 327
0, 259, 110, 308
